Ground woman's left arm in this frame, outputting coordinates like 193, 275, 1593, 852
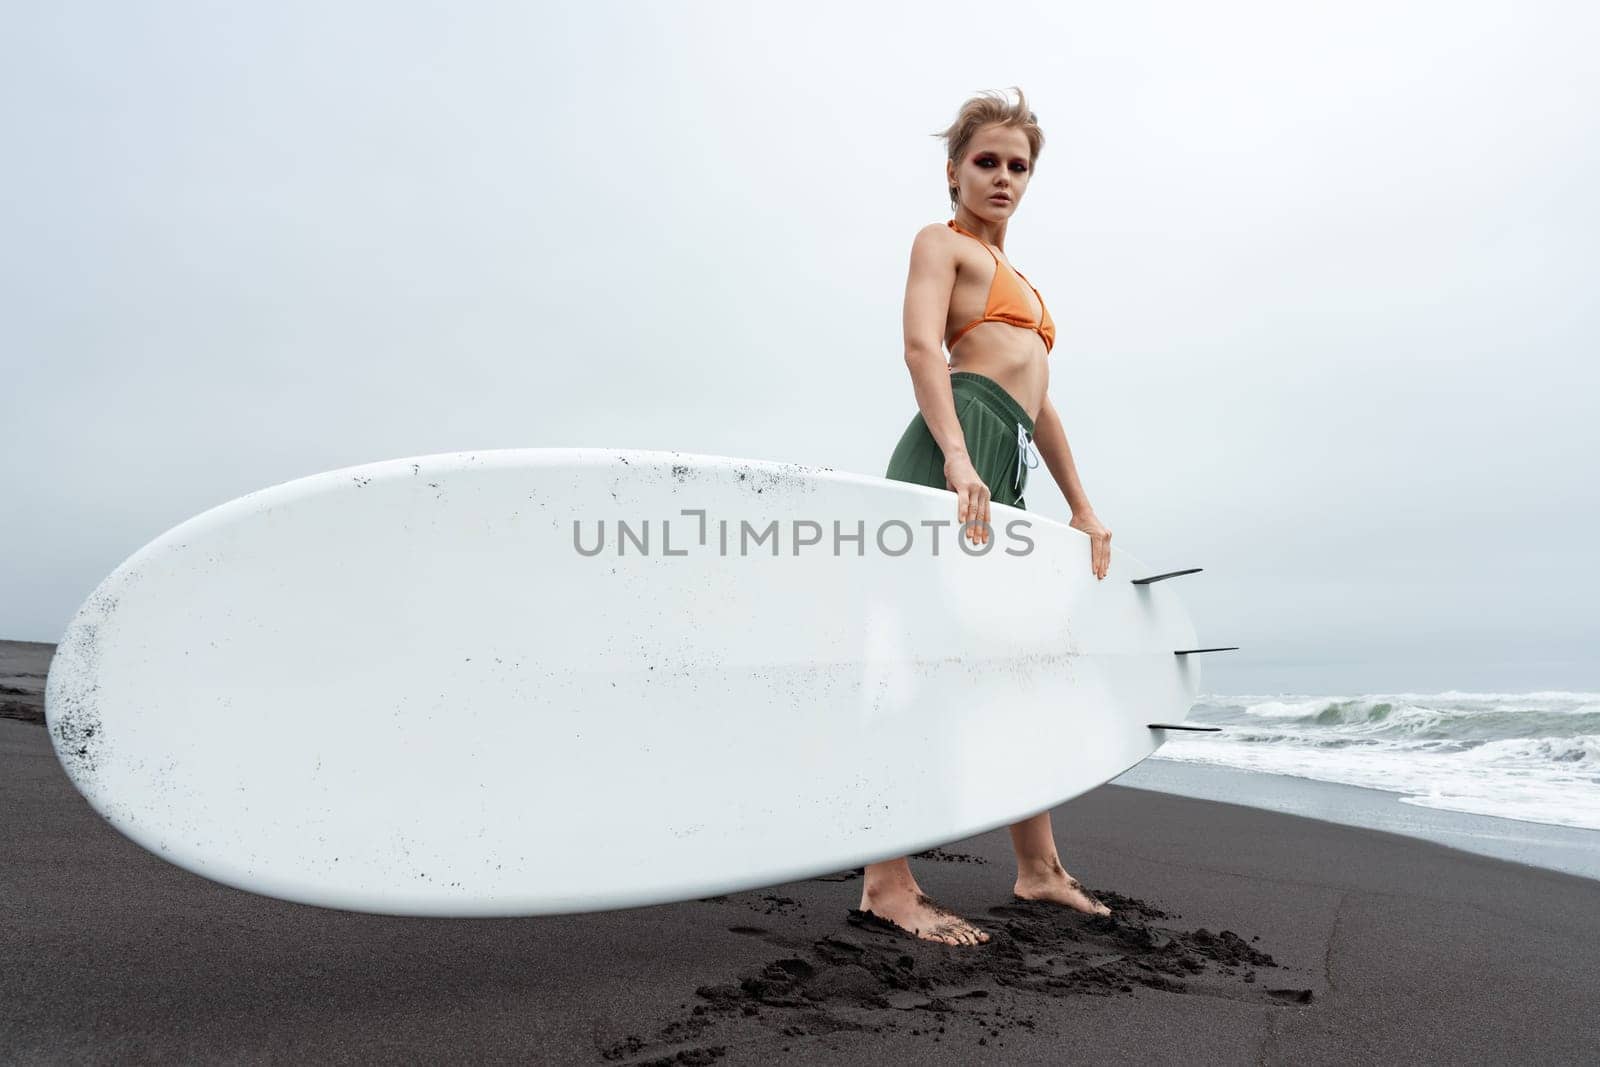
1032, 393, 1113, 579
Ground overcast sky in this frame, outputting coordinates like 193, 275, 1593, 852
3, 1, 1596, 694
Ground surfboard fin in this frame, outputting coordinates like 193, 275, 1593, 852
1131, 567, 1202, 585
1173, 647, 1239, 655
1147, 723, 1222, 732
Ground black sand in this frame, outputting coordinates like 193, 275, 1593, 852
4, 640, 1599, 1063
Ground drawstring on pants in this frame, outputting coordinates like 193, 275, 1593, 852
1015, 423, 1039, 493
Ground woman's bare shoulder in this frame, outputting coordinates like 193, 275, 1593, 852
908, 220, 958, 261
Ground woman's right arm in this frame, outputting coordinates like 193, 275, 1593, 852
902, 224, 991, 544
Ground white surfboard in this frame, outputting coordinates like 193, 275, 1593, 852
46, 448, 1205, 917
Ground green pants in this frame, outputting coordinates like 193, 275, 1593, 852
884, 371, 1038, 509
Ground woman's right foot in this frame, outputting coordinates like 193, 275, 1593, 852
858, 884, 990, 946
1013, 856, 1112, 916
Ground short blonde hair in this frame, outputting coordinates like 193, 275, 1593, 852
933, 86, 1045, 210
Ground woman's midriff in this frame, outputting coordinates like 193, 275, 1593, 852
947, 327, 1049, 420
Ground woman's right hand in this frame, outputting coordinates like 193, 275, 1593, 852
944, 453, 991, 546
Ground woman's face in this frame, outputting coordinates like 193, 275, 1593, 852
950, 123, 1034, 220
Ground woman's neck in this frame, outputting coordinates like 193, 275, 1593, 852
953, 209, 1007, 249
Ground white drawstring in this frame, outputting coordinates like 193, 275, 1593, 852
1015, 423, 1039, 493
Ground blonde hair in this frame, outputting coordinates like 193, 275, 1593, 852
933, 86, 1045, 210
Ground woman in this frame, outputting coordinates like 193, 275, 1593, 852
866, 87, 1115, 946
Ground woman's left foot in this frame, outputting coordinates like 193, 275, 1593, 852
1013, 857, 1111, 916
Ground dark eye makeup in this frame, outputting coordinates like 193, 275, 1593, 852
975, 154, 1028, 172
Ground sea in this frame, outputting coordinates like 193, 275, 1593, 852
1112, 690, 1600, 880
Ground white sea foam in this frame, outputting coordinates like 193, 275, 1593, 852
1155, 693, 1600, 831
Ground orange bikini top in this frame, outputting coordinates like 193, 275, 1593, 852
946, 218, 1056, 353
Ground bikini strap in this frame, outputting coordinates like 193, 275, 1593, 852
947, 219, 1000, 265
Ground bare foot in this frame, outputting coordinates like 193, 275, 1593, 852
858, 884, 990, 946
1013, 857, 1112, 916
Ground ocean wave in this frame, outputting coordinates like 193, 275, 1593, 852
1210, 690, 1600, 705
1165, 693, 1600, 830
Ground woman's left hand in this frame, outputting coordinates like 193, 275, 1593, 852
1069, 511, 1112, 580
